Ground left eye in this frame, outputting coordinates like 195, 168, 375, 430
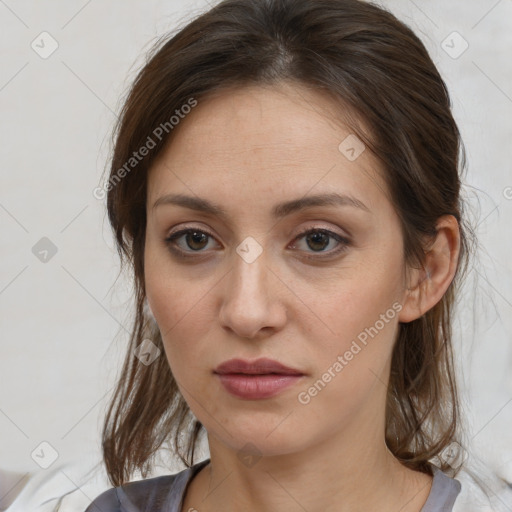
290, 228, 348, 255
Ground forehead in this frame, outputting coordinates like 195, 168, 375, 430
147, 82, 389, 214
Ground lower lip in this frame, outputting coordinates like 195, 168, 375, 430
216, 373, 304, 399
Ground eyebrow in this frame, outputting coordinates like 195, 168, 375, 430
152, 192, 371, 219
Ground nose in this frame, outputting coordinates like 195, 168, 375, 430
218, 246, 287, 340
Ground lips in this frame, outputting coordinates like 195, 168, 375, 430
214, 358, 305, 399
214, 357, 304, 376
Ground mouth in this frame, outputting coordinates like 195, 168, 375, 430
214, 357, 304, 376
215, 373, 304, 400
213, 358, 305, 400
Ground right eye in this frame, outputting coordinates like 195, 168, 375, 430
164, 227, 220, 256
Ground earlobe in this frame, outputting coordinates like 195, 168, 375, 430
398, 265, 429, 323
398, 215, 460, 323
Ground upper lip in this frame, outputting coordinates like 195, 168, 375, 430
214, 358, 304, 376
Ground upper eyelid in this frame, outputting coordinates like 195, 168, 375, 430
166, 225, 218, 242
165, 224, 348, 241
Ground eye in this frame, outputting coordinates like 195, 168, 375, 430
289, 227, 350, 259
165, 227, 219, 255
164, 225, 351, 259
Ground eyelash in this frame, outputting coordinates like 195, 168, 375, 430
164, 225, 351, 260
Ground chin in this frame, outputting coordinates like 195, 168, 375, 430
209, 421, 309, 458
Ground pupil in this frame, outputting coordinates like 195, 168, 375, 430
307, 232, 328, 251
187, 231, 208, 250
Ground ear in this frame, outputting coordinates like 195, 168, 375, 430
398, 215, 460, 323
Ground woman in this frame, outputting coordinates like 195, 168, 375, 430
85, 0, 507, 510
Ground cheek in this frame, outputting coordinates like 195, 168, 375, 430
144, 268, 226, 393
299, 252, 403, 379
296, 287, 401, 424
144, 247, 200, 369
303, 255, 402, 337
145, 235, 202, 328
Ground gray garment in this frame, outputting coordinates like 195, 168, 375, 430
422, 467, 461, 512
84, 459, 461, 511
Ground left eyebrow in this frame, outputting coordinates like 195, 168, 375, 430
271, 192, 371, 217
152, 192, 371, 220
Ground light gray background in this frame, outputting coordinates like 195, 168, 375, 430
1, 0, 511, 506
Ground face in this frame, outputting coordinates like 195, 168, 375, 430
144, 82, 409, 457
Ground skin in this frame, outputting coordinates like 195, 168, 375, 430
144, 82, 460, 512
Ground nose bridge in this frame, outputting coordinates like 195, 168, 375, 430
229, 238, 270, 303
219, 237, 285, 338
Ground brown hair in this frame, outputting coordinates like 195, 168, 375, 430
101, 0, 474, 487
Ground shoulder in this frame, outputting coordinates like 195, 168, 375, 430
84, 459, 210, 512
422, 461, 512, 512
422, 466, 462, 511
83, 485, 120, 511
84, 473, 182, 512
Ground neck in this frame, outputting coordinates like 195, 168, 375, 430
185, 416, 433, 512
